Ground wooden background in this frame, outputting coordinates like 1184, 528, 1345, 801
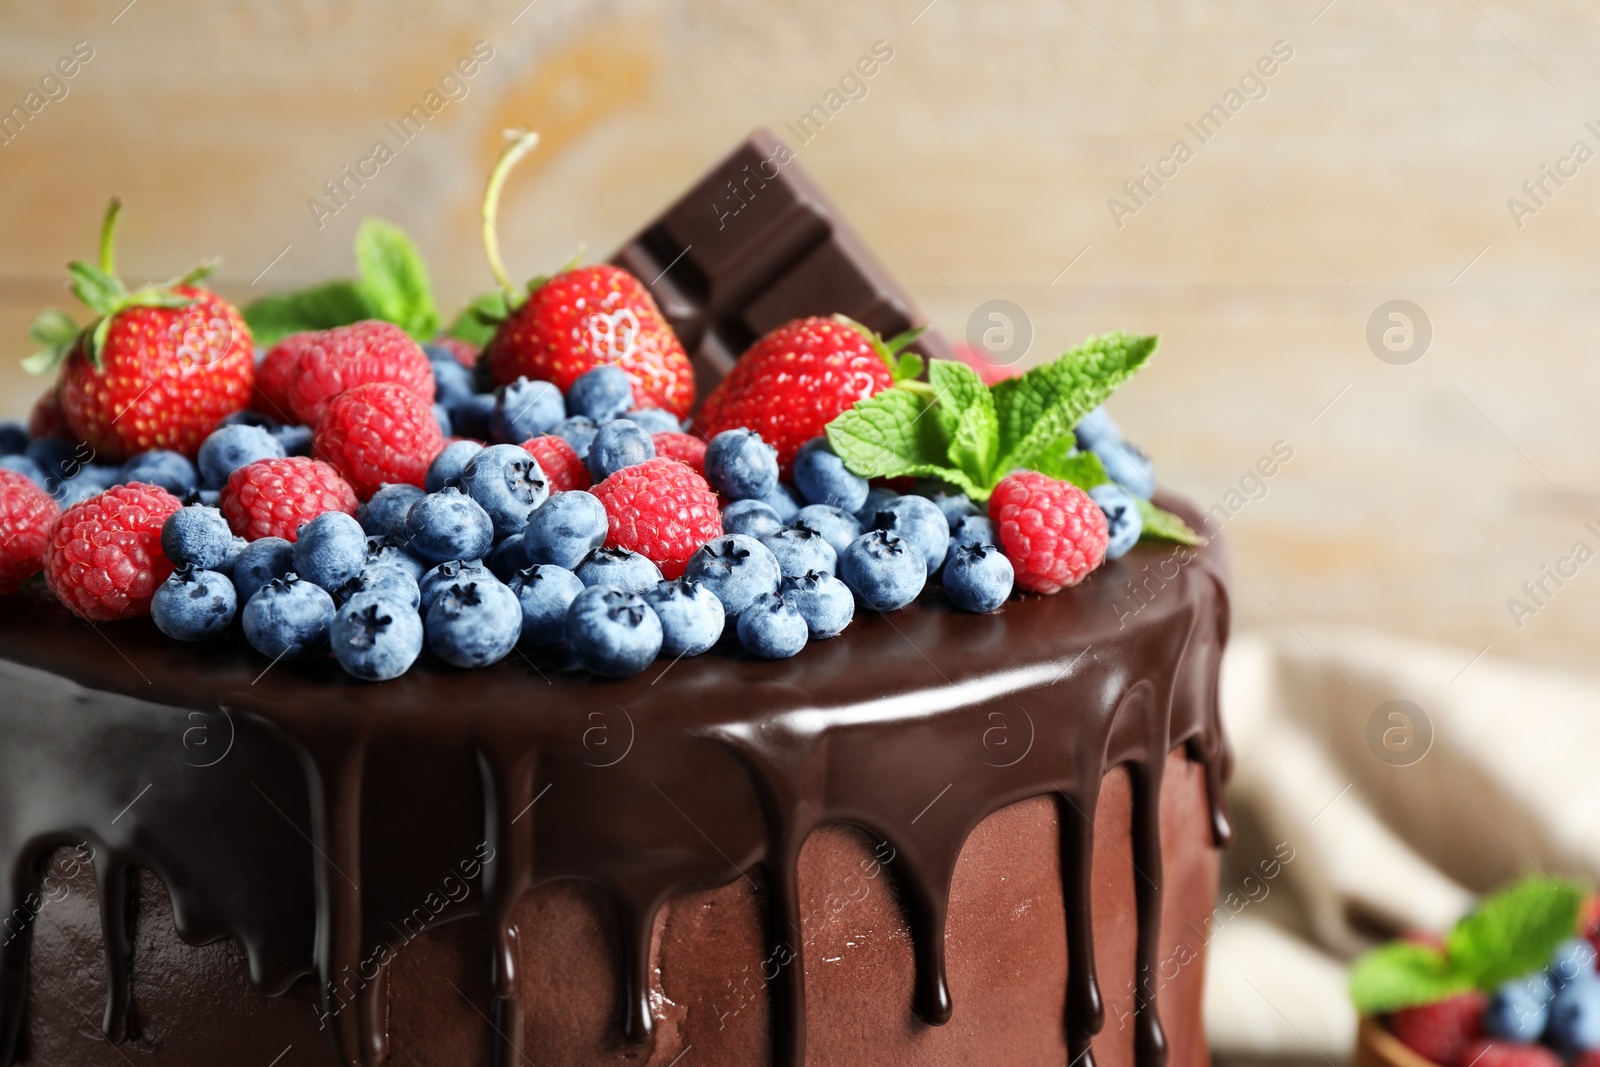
2, 0, 1597, 681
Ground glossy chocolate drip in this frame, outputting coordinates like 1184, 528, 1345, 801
0, 496, 1227, 1067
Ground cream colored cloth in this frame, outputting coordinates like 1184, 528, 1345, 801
1203, 628, 1600, 1061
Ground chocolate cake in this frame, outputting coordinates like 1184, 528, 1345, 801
0, 133, 1231, 1067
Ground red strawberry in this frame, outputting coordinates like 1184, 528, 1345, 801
313, 381, 443, 499
26, 200, 254, 462
696, 316, 908, 474
1458, 1039, 1560, 1067
486, 265, 693, 416
220, 456, 358, 542
28, 387, 70, 441
44, 482, 182, 621
652, 431, 707, 475
988, 471, 1109, 594
473, 130, 694, 416
590, 457, 722, 579
284, 321, 434, 426
520, 434, 589, 493
1389, 993, 1486, 1067
0, 470, 61, 593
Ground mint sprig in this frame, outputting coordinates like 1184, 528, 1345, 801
242, 218, 440, 347
1349, 877, 1589, 1016
823, 331, 1202, 545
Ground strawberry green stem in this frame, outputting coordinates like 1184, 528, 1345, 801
480, 128, 540, 295
98, 198, 123, 275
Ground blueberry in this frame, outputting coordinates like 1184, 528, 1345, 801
1090, 483, 1142, 561
704, 429, 779, 501
331, 593, 424, 681
270, 424, 314, 457
161, 505, 236, 570
419, 559, 496, 613
783, 571, 854, 638
293, 512, 367, 591
425, 440, 484, 493
642, 577, 725, 656
758, 482, 804, 524
430, 357, 478, 406
232, 537, 294, 605
565, 364, 634, 424
942, 542, 1014, 612
405, 488, 495, 564
794, 505, 862, 559
119, 450, 197, 495
1548, 974, 1600, 1056
839, 530, 926, 612
856, 486, 899, 524
491, 377, 565, 443
336, 564, 421, 611
447, 393, 496, 440
0, 421, 28, 455
151, 566, 237, 642
364, 535, 426, 581
721, 499, 783, 539
575, 547, 662, 595
565, 585, 663, 678
523, 490, 608, 570
241, 575, 335, 659
1074, 406, 1121, 454
219, 410, 278, 431
76, 463, 121, 490
872, 495, 949, 578
26, 438, 79, 492
550, 415, 600, 459
736, 593, 808, 659
760, 523, 837, 578
507, 564, 585, 646
950, 515, 997, 552
358, 484, 427, 539
792, 438, 868, 513
53, 479, 102, 507
623, 408, 680, 434
220, 536, 249, 574
197, 424, 285, 488
460, 444, 548, 538
683, 534, 782, 618
1552, 938, 1598, 987
585, 419, 655, 482
432, 403, 452, 438
1090, 438, 1156, 500
486, 533, 528, 580
915, 483, 978, 530
1485, 972, 1555, 1043
0, 455, 47, 490
425, 579, 522, 669
422, 342, 464, 366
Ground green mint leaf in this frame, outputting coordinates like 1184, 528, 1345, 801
825, 384, 989, 498
894, 351, 925, 382
928, 359, 997, 489
1447, 877, 1587, 989
1137, 499, 1205, 545
28, 309, 79, 348
67, 261, 126, 316
991, 333, 1158, 477
1008, 435, 1111, 492
353, 218, 439, 340
447, 291, 514, 346
242, 281, 376, 348
1349, 942, 1472, 1015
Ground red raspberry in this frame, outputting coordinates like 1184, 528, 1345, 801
44, 482, 181, 621
0, 470, 61, 593
284, 321, 435, 426
520, 434, 590, 493
430, 336, 480, 369
1457, 1039, 1559, 1067
221, 456, 358, 542
652, 431, 707, 475
251, 337, 303, 420
988, 471, 1109, 594
1390, 993, 1486, 1066
1571, 1050, 1600, 1067
591, 457, 722, 579
313, 382, 444, 500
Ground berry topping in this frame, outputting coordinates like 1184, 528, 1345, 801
0, 470, 61, 593
650, 432, 707, 476
507, 564, 585, 646
520, 434, 591, 493
704, 429, 779, 502
683, 534, 782, 618
241, 574, 336, 660
284, 320, 435, 426
736, 592, 809, 660
522, 490, 608, 571
838, 529, 926, 612
45, 482, 183, 621
150, 565, 237, 642
988, 471, 1109, 594
564, 584, 664, 678
220, 456, 358, 543
313, 381, 445, 500
591, 457, 723, 580
641, 577, 725, 657
1390, 992, 1487, 1066
332, 592, 424, 681
424, 579, 522, 669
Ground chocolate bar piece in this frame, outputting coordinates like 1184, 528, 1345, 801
613, 128, 953, 398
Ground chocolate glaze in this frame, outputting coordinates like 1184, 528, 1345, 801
0, 496, 1228, 1067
